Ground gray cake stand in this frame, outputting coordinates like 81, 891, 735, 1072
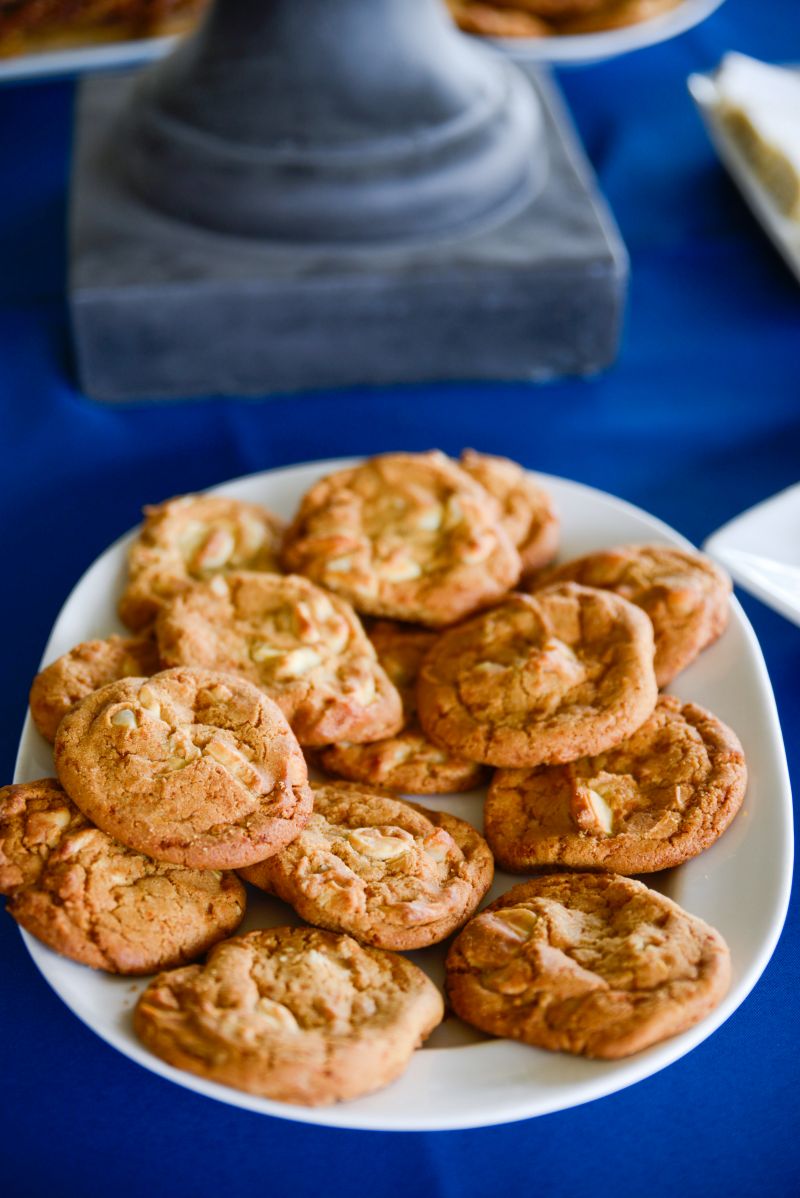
69, 0, 627, 401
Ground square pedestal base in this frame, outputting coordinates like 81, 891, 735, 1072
70, 68, 628, 401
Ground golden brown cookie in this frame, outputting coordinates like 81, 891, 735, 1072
528, 545, 731, 687
446, 0, 553, 36
54, 667, 312, 869
0, 779, 246, 974
320, 622, 487, 794
240, 781, 494, 950
134, 926, 444, 1105
119, 494, 284, 631
458, 450, 559, 575
156, 572, 403, 747
417, 584, 658, 768
446, 873, 731, 1059
281, 452, 521, 627
485, 696, 747, 874
29, 634, 160, 743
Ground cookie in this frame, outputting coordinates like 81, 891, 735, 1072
54, 667, 312, 869
528, 545, 731, 687
240, 781, 494, 950
486, 696, 747, 874
29, 634, 160, 742
446, 1, 553, 36
0, 779, 246, 974
281, 451, 521, 627
320, 622, 487, 794
445, 873, 731, 1059
134, 926, 444, 1105
417, 584, 658, 767
156, 572, 403, 747
458, 450, 559, 575
119, 494, 284, 631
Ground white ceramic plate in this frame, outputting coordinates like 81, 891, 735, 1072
704, 483, 800, 627
0, 33, 175, 84
484, 0, 724, 66
689, 66, 800, 285
13, 460, 792, 1131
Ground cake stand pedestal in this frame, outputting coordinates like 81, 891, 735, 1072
69, 0, 627, 400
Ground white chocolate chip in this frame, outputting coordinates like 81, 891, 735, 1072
586, 787, 614, 834
445, 495, 463, 528
64, 829, 102, 854
380, 556, 422, 582
255, 998, 299, 1033
209, 575, 230, 597
194, 526, 235, 571
274, 647, 321, 679
347, 826, 414, 861
111, 708, 138, 729
350, 672, 376, 707
238, 511, 266, 557
137, 685, 161, 719
416, 505, 443, 532
493, 907, 541, 941
326, 556, 353, 573
251, 641, 284, 663
205, 739, 261, 789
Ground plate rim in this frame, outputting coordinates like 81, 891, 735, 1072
704, 482, 800, 627
12, 457, 794, 1132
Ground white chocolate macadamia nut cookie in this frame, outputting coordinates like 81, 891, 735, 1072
0, 778, 247, 975
156, 572, 403, 747
119, 494, 285, 631
240, 781, 494, 950
445, 873, 731, 1060
281, 451, 522, 626
417, 584, 658, 767
134, 927, 444, 1105
54, 667, 312, 869
485, 696, 747, 874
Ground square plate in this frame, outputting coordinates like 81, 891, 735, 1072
688, 66, 800, 284
704, 483, 800, 627
13, 460, 793, 1130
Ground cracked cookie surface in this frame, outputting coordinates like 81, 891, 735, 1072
445, 873, 731, 1059
119, 494, 284, 631
281, 451, 521, 627
417, 584, 658, 767
528, 544, 731, 686
156, 572, 403, 747
458, 450, 559, 575
486, 696, 747, 873
240, 781, 494, 950
30, 635, 160, 743
0, 778, 246, 974
134, 926, 444, 1105
320, 622, 487, 794
54, 667, 312, 869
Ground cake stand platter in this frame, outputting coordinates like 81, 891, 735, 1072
69, 0, 628, 400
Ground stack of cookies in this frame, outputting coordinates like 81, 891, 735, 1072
445, 0, 682, 40
3, 450, 745, 1105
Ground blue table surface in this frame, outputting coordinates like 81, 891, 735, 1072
1, 1, 799, 1194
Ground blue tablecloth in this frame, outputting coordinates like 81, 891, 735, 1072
1, 1, 798, 1194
